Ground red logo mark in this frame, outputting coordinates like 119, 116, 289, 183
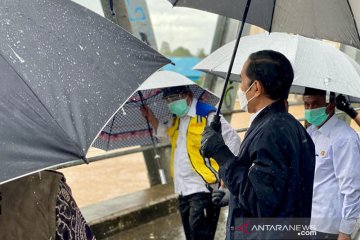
236, 223, 251, 234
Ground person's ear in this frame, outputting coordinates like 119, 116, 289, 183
253, 80, 263, 95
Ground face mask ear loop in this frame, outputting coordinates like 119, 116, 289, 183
245, 81, 255, 94
245, 81, 257, 103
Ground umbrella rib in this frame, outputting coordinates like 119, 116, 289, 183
105, 116, 117, 151
269, 0, 276, 33
0, 52, 84, 157
346, 0, 360, 46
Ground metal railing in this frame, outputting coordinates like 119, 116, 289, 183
53, 105, 360, 170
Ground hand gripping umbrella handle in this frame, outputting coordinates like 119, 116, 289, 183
213, 0, 252, 126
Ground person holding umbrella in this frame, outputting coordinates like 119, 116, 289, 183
303, 88, 360, 240
141, 85, 240, 240
200, 50, 315, 239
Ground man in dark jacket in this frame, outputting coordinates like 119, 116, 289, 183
201, 50, 315, 239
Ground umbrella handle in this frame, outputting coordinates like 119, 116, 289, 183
138, 91, 158, 153
215, 0, 252, 120
158, 169, 167, 184
210, 115, 222, 133
138, 91, 167, 184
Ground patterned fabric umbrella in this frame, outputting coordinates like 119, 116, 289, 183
93, 71, 219, 151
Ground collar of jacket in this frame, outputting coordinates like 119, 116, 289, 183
246, 100, 287, 135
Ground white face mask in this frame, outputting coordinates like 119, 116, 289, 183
237, 82, 256, 112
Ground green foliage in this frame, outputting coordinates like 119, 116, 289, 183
159, 41, 194, 57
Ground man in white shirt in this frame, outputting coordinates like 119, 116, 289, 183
141, 85, 240, 240
303, 87, 360, 240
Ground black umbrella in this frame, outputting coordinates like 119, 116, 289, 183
169, 0, 360, 127
0, 0, 170, 184
169, 0, 360, 49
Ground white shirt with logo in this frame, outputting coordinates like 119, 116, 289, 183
307, 115, 360, 235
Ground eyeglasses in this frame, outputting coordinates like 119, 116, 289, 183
164, 93, 187, 103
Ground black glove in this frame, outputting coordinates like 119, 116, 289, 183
212, 187, 230, 207
200, 125, 226, 159
336, 94, 358, 119
210, 115, 222, 133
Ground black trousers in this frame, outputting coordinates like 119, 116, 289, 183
310, 231, 338, 240
178, 192, 221, 240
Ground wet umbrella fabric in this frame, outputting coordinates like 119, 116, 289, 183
169, 0, 360, 49
0, 0, 169, 184
93, 71, 219, 151
170, 0, 360, 128
194, 32, 360, 101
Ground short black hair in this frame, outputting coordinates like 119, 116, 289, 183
162, 86, 191, 99
303, 87, 326, 96
303, 87, 335, 103
246, 50, 294, 100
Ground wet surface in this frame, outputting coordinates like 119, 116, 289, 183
107, 207, 228, 240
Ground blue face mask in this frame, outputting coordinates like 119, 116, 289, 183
304, 107, 329, 127
168, 99, 189, 117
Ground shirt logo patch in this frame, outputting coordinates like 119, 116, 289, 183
320, 150, 326, 156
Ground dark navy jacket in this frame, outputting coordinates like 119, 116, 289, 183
214, 101, 315, 239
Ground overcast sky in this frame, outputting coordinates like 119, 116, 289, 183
71, 0, 218, 54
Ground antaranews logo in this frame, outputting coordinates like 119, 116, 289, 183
236, 223, 251, 234
234, 219, 317, 239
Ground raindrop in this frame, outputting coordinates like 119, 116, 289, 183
96, 52, 100, 56
84, 99, 88, 103
79, 45, 84, 50
8, 45, 25, 63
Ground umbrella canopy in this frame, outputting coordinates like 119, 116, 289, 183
0, 0, 170, 184
194, 32, 360, 100
93, 70, 219, 151
169, 0, 360, 49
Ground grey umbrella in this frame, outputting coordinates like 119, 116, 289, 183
169, 0, 360, 128
0, 0, 170, 184
169, 0, 360, 49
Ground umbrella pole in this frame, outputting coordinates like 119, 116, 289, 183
212, 0, 252, 128
109, 0, 115, 15
138, 91, 167, 184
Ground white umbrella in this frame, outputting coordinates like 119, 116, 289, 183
194, 32, 360, 101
